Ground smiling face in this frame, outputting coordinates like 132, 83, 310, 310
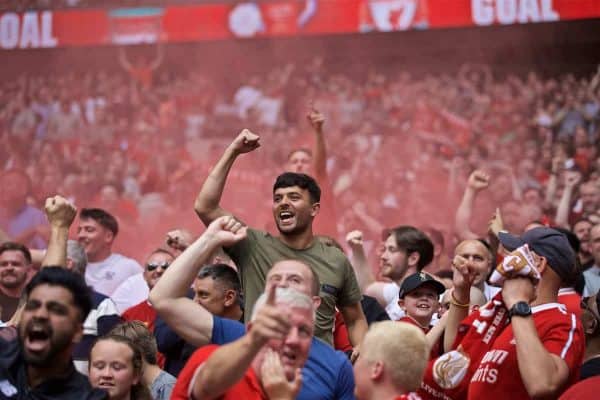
77, 218, 114, 262
398, 284, 440, 328
272, 186, 318, 236
18, 284, 82, 367
89, 339, 140, 400
0, 249, 30, 290
143, 251, 173, 290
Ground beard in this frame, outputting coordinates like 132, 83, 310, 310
20, 320, 74, 367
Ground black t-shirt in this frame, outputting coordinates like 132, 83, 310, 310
0, 338, 108, 399
581, 356, 600, 381
0, 292, 19, 322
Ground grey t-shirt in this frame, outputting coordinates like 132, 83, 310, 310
150, 370, 176, 400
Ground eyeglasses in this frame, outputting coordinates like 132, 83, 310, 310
146, 262, 170, 272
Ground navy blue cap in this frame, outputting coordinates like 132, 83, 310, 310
399, 272, 446, 299
498, 227, 576, 283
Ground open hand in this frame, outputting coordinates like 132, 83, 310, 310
261, 348, 302, 400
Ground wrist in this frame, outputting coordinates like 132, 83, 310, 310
50, 224, 70, 232
452, 288, 470, 304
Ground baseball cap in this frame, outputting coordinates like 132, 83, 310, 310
498, 227, 576, 283
398, 272, 446, 299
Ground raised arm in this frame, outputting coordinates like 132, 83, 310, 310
555, 171, 581, 228
503, 277, 570, 398
118, 47, 132, 70
443, 256, 476, 352
192, 285, 290, 400
345, 230, 375, 291
307, 107, 327, 179
41, 195, 77, 268
455, 170, 490, 240
149, 42, 164, 70
193, 129, 260, 226
149, 216, 246, 346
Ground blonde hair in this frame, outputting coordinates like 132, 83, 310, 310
361, 321, 428, 392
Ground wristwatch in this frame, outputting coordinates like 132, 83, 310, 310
509, 301, 532, 319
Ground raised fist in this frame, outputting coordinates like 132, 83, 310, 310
564, 170, 582, 189
44, 195, 76, 229
467, 170, 490, 191
204, 215, 247, 247
307, 107, 325, 132
230, 129, 260, 155
165, 229, 193, 251
345, 230, 364, 250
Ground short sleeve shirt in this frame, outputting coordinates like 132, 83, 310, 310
467, 303, 584, 400
225, 228, 362, 344
170, 345, 266, 400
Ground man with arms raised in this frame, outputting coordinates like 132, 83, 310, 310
150, 216, 355, 399
194, 129, 367, 348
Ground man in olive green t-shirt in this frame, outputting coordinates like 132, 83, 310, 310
194, 129, 367, 349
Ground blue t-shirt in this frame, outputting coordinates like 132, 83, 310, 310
211, 316, 355, 400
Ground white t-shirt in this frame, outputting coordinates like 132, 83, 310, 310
382, 282, 405, 321
111, 273, 150, 315
85, 253, 142, 296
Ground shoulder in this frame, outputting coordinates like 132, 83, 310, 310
111, 254, 143, 269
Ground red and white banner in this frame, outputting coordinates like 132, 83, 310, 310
1, 0, 598, 49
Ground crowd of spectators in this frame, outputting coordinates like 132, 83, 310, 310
1, 42, 600, 399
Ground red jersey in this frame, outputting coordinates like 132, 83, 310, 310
121, 301, 165, 368
558, 287, 583, 318
559, 375, 600, 400
467, 303, 584, 400
171, 345, 267, 400
333, 310, 353, 353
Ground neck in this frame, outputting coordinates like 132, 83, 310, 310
88, 248, 112, 263
406, 314, 430, 330
142, 362, 162, 387
27, 356, 72, 388
584, 338, 600, 362
370, 385, 408, 400
278, 230, 314, 250
224, 305, 244, 322
394, 267, 416, 286
0, 283, 26, 298
530, 282, 558, 307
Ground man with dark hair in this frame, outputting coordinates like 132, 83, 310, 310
0, 242, 33, 322
194, 129, 367, 348
0, 169, 48, 249
194, 263, 243, 321
151, 216, 355, 400
363, 226, 434, 320
0, 266, 107, 399
77, 207, 142, 297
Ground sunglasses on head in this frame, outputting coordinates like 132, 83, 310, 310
146, 262, 170, 272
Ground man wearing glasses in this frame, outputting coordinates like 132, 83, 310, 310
122, 249, 175, 329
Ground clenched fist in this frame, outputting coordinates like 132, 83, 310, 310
44, 195, 76, 229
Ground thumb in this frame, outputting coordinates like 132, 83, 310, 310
266, 282, 277, 306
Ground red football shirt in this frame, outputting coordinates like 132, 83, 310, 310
467, 303, 584, 400
171, 345, 267, 400
122, 301, 165, 368
558, 287, 582, 318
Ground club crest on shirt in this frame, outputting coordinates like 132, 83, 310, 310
432, 348, 470, 389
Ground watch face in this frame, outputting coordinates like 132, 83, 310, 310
512, 301, 531, 316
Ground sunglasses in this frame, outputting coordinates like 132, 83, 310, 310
146, 262, 170, 272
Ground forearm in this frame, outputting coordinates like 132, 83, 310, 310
343, 309, 368, 347
194, 146, 238, 224
313, 129, 327, 178
554, 187, 573, 228
151, 234, 219, 303
351, 247, 375, 291
443, 289, 469, 352
544, 175, 557, 206
512, 316, 567, 398
455, 189, 478, 240
510, 173, 522, 201
41, 226, 69, 267
193, 335, 261, 400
